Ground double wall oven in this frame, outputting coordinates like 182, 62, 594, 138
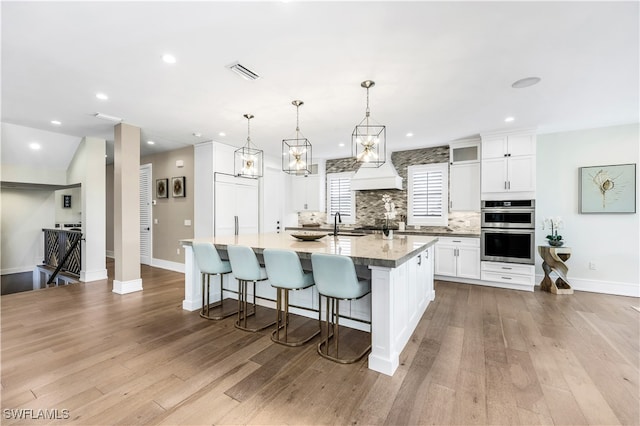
481, 200, 535, 265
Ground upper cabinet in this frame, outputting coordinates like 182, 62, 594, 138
449, 138, 481, 211
480, 129, 536, 200
290, 174, 322, 212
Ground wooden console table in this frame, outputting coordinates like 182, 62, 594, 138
538, 245, 573, 294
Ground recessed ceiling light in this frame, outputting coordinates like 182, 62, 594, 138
218, 132, 226, 137
162, 54, 176, 64
406, 132, 414, 137
511, 77, 541, 89
29, 143, 41, 150
339, 143, 345, 147
192, 132, 202, 137
504, 116, 515, 123
96, 93, 109, 100
147, 140, 155, 145
50, 120, 62, 126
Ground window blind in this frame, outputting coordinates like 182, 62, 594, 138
411, 169, 443, 217
327, 175, 353, 218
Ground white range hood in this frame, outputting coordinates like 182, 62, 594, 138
350, 161, 403, 191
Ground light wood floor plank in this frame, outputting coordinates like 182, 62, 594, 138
2, 265, 638, 425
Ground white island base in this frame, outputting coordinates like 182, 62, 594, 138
181, 233, 437, 376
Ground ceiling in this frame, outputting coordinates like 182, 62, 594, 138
1, 1, 638, 167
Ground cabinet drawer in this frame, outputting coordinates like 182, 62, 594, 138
481, 271, 533, 287
481, 261, 533, 276
438, 237, 479, 247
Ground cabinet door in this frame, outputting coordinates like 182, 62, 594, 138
456, 246, 480, 279
290, 176, 307, 211
236, 182, 259, 234
304, 175, 321, 211
214, 181, 237, 236
435, 244, 457, 276
507, 156, 535, 192
507, 134, 535, 157
450, 162, 480, 211
481, 157, 508, 193
481, 136, 507, 159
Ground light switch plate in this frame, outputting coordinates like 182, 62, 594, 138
184, 219, 191, 226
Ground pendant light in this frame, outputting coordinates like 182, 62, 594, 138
234, 114, 263, 178
282, 100, 312, 175
352, 80, 386, 167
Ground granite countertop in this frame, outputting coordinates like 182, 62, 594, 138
181, 232, 438, 268
285, 226, 480, 238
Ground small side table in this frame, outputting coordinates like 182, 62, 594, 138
538, 245, 573, 294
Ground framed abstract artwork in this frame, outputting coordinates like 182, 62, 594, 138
156, 178, 168, 198
579, 163, 636, 213
172, 176, 186, 198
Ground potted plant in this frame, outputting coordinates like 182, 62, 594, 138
382, 194, 396, 240
543, 217, 564, 247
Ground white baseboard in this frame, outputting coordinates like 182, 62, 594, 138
113, 278, 143, 294
435, 275, 534, 292
106, 250, 115, 259
151, 258, 185, 273
80, 269, 108, 282
1, 266, 36, 275
534, 274, 639, 298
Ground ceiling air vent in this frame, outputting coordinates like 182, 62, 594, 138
93, 112, 123, 123
227, 62, 260, 81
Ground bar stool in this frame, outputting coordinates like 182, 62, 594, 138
192, 242, 235, 320
227, 245, 276, 332
310, 253, 371, 364
263, 249, 321, 346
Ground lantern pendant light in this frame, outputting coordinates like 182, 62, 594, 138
234, 113, 264, 178
352, 80, 386, 167
282, 100, 312, 175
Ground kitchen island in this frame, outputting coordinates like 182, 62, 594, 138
181, 232, 438, 376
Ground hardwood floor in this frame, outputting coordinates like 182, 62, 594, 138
1, 262, 638, 425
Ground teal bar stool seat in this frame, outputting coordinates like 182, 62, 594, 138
192, 242, 235, 320
263, 249, 321, 346
227, 245, 276, 332
311, 253, 371, 364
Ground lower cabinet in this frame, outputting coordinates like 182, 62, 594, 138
480, 261, 534, 291
435, 237, 480, 280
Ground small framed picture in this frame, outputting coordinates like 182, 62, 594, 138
172, 176, 186, 198
63, 195, 72, 208
156, 178, 168, 199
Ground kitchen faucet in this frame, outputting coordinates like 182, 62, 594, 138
333, 212, 342, 236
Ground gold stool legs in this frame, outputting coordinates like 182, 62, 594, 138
317, 295, 371, 364
271, 287, 320, 346
200, 272, 237, 320
235, 279, 276, 332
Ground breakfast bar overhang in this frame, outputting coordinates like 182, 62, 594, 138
181, 232, 438, 376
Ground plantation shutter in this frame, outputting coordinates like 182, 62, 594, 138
327, 174, 353, 218
411, 169, 444, 217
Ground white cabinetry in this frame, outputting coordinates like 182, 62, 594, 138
290, 174, 322, 211
481, 261, 534, 291
449, 138, 481, 212
435, 237, 480, 280
214, 174, 259, 236
481, 129, 536, 200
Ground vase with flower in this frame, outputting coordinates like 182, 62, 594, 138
543, 216, 564, 247
382, 194, 396, 240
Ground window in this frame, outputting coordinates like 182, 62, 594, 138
407, 163, 448, 226
326, 172, 355, 224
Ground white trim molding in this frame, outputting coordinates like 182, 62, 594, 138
152, 258, 185, 273
80, 269, 108, 282
1, 266, 36, 275
534, 274, 640, 298
106, 250, 115, 259
113, 278, 143, 294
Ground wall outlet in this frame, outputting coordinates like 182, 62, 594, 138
184, 219, 191, 226
177, 248, 180, 255
154, 218, 158, 224
589, 261, 596, 270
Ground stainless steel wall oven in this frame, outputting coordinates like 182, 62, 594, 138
481, 200, 535, 264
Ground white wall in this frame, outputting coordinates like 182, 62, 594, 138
54, 187, 82, 224
536, 123, 639, 296
67, 136, 107, 282
0, 189, 55, 274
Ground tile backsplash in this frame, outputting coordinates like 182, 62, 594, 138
297, 146, 480, 234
